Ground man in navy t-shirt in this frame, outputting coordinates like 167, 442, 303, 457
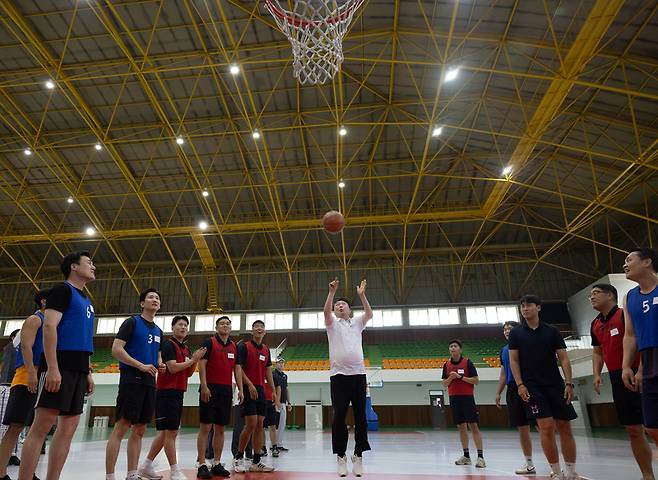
495, 320, 535, 475
105, 288, 164, 480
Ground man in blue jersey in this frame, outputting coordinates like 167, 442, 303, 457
18, 252, 96, 480
0, 289, 48, 480
105, 288, 164, 480
495, 320, 535, 475
622, 247, 658, 446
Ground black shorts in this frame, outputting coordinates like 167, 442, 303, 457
199, 383, 232, 426
642, 376, 658, 429
116, 382, 156, 425
609, 370, 643, 426
155, 390, 184, 431
35, 370, 88, 416
525, 384, 577, 421
242, 385, 266, 418
449, 396, 479, 425
3, 385, 37, 426
506, 384, 529, 427
263, 401, 280, 428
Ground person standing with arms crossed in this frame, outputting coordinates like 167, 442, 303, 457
18, 252, 96, 480
324, 278, 372, 478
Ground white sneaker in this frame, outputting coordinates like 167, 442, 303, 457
136, 464, 163, 480
170, 470, 188, 480
550, 472, 565, 480
515, 464, 536, 475
475, 457, 486, 468
455, 455, 472, 465
249, 461, 275, 472
337, 455, 348, 477
565, 475, 580, 480
233, 457, 246, 473
351, 455, 363, 477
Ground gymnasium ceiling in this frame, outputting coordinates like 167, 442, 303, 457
0, 0, 656, 314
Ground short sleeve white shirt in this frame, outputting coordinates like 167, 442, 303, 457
326, 314, 366, 376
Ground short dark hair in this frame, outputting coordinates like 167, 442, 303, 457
171, 315, 189, 327
34, 289, 50, 310
630, 247, 658, 272
216, 315, 231, 326
591, 283, 618, 301
520, 294, 541, 306
503, 320, 519, 329
139, 288, 161, 303
60, 251, 91, 278
333, 297, 352, 308
448, 339, 462, 348
9, 329, 19, 340
251, 319, 265, 328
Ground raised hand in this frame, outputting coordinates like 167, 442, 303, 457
356, 279, 367, 296
329, 277, 339, 293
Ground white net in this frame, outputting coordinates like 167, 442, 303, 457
264, 0, 365, 85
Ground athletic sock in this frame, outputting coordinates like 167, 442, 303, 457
235, 452, 244, 460
170, 464, 179, 471
550, 462, 561, 474
477, 449, 483, 459
106, 475, 116, 480
565, 462, 576, 475
525, 456, 534, 468
143, 458, 153, 467
463, 449, 470, 458
213, 459, 221, 466
127, 470, 139, 480
253, 454, 261, 464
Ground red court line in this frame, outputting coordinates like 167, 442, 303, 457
162, 469, 551, 479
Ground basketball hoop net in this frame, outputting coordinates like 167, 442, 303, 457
264, 0, 365, 85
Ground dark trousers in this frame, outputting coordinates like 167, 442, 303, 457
230, 405, 252, 458
330, 374, 371, 456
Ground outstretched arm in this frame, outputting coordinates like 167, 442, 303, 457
324, 277, 339, 326
357, 279, 373, 325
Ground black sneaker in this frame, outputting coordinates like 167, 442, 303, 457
261, 447, 268, 456
8, 455, 20, 466
210, 463, 231, 478
277, 446, 289, 452
271, 447, 279, 457
0, 475, 10, 480
197, 464, 212, 479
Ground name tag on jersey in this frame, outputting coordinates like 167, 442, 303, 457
653, 297, 658, 305
259, 354, 266, 361
457, 369, 465, 374
154, 335, 161, 343
227, 353, 235, 359
610, 328, 619, 336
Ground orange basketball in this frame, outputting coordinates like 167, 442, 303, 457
322, 210, 345, 234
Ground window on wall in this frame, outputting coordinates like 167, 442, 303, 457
409, 307, 460, 326
96, 317, 124, 334
3, 320, 23, 337
466, 305, 519, 324
246, 313, 293, 330
194, 313, 241, 332
157, 316, 174, 333
351, 310, 402, 328
299, 312, 324, 329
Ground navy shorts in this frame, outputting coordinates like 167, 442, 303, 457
449, 396, 478, 425
506, 384, 529, 427
242, 386, 266, 417
609, 370, 643, 426
642, 376, 658, 429
525, 384, 577, 421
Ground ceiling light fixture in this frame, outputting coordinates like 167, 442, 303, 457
94, 143, 103, 151
85, 227, 95, 236
252, 130, 261, 139
339, 126, 347, 136
229, 64, 240, 75
202, 190, 209, 197
24, 148, 32, 156
338, 180, 346, 189
45, 80, 55, 89
176, 136, 185, 145
432, 126, 443, 137
67, 197, 74, 204
199, 221, 208, 230
444, 67, 460, 83
502, 166, 512, 176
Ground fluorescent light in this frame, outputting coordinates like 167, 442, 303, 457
432, 126, 443, 137
202, 190, 209, 197
45, 80, 55, 89
229, 64, 240, 75
67, 197, 74, 204
444, 67, 460, 83
85, 227, 95, 236
176, 136, 185, 145
338, 126, 347, 136
252, 130, 260, 139
338, 180, 346, 189
24, 148, 32, 156
502, 166, 512, 176
199, 221, 208, 230
94, 143, 103, 151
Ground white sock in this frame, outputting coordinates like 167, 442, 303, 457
106, 475, 116, 480
127, 470, 139, 480
549, 462, 561, 474
143, 458, 153, 467
213, 459, 221, 466
565, 462, 576, 475
170, 463, 179, 471
525, 456, 534, 468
